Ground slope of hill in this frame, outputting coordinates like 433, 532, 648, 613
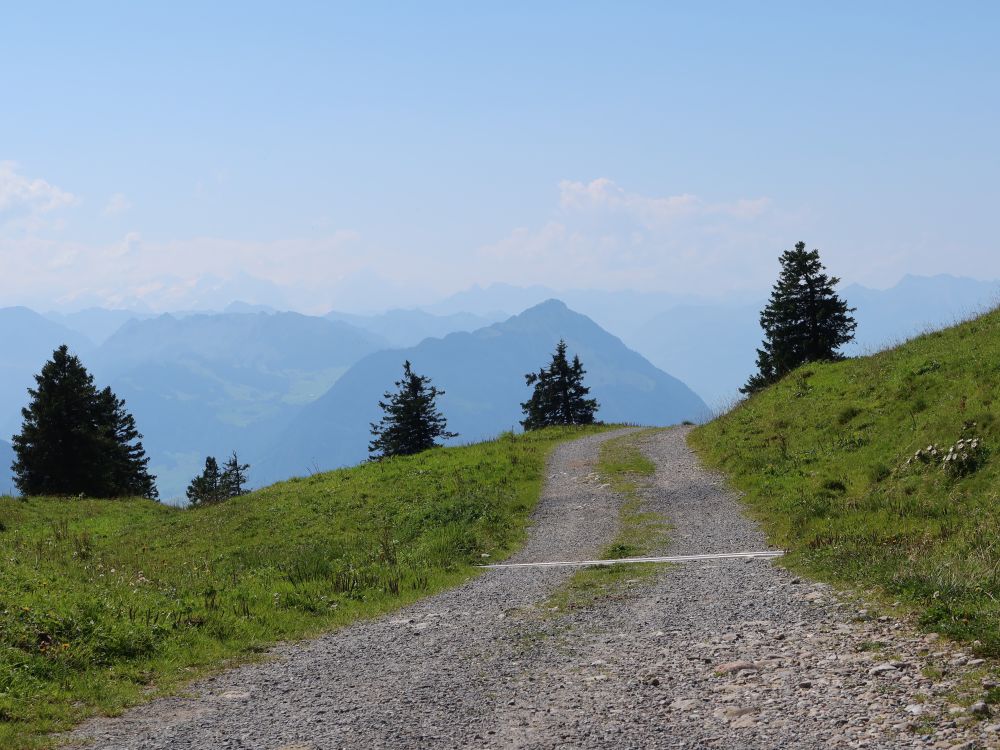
0, 426, 601, 748
258, 300, 708, 484
0, 308, 93, 440
625, 274, 1000, 408
690, 305, 1000, 652
90, 312, 387, 500
325, 308, 503, 348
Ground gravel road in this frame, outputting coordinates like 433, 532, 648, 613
71, 428, 999, 750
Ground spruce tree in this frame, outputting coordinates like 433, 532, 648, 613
521, 340, 599, 430
12, 345, 158, 498
369, 360, 457, 459
220, 452, 250, 498
741, 242, 857, 395
186, 456, 223, 507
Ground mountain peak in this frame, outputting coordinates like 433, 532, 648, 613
523, 298, 569, 314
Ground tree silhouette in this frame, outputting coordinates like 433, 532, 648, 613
369, 360, 457, 459
186, 456, 224, 507
12, 345, 158, 499
221, 452, 250, 498
742, 242, 856, 394
521, 340, 599, 430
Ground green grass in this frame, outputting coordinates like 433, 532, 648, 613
0, 426, 607, 749
689, 307, 1000, 654
546, 429, 669, 615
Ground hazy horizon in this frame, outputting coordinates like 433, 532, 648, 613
4, 3, 998, 314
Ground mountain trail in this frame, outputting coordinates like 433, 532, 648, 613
71, 428, 998, 749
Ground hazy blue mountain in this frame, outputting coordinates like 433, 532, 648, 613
95, 312, 384, 379
87, 312, 388, 500
625, 274, 1000, 410
257, 300, 708, 484
423, 282, 716, 337
624, 303, 761, 413
0, 307, 93, 440
44, 308, 151, 345
0, 440, 15, 496
325, 308, 504, 348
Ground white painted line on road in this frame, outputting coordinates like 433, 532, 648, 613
479, 550, 785, 569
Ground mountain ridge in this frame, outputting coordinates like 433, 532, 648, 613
256, 299, 708, 484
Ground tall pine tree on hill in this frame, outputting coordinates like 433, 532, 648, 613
741, 242, 857, 395
12, 345, 158, 498
521, 340, 599, 430
369, 360, 457, 459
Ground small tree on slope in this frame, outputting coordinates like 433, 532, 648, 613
369, 360, 457, 459
741, 242, 857, 395
186, 456, 224, 507
220, 452, 250, 498
12, 345, 158, 499
521, 340, 599, 430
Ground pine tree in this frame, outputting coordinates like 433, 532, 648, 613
11, 345, 158, 498
220, 452, 250, 498
369, 360, 457, 459
521, 340, 599, 430
186, 456, 223, 507
741, 242, 857, 395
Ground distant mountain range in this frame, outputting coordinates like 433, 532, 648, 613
256, 300, 708, 485
3, 272, 998, 501
612, 274, 1000, 408
2, 301, 705, 501
86, 312, 389, 499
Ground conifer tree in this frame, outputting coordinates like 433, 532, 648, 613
369, 360, 457, 459
220, 451, 250, 498
186, 456, 223, 507
741, 242, 857, 395
521, 340, 599, 430
12, 345, 158, 498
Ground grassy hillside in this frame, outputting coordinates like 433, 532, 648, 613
0, 426, 604, 748
690, 308, 1000, 653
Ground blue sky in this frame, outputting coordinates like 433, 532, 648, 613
2, 2, 997, 312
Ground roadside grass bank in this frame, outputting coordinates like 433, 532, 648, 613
0, 426, 609, 749
546, 429, 670, 615
689, 307, 1000, 655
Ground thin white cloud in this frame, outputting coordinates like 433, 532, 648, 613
104, 192, 132, 216
477, 178, 779, 292
0, 162, 76, 225
559, 178, 701, 227
0, 230, 369, 313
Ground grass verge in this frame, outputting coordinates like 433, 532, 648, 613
546, 429, 669, 615
689, 306, 1000, 655
0, 426, 607, 749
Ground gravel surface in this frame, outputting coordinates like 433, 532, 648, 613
71, 427, 1000, 750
